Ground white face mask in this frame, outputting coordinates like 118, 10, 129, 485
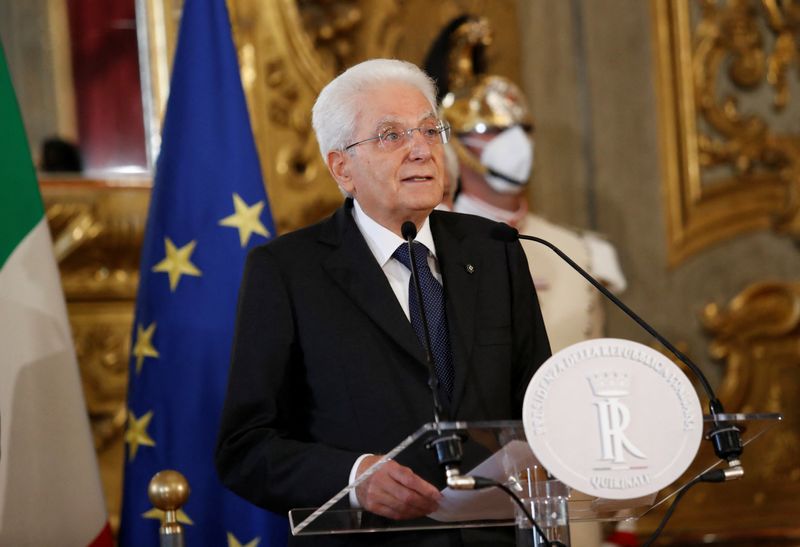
475, 126, 534, 194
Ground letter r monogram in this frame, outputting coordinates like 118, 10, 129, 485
594, 398, 647, 463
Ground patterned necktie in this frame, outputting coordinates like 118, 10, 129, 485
394, 241, 455, 399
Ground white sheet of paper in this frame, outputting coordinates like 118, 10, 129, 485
428, 440, 537, 522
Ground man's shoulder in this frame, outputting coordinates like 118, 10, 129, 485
248, 208, 340, 263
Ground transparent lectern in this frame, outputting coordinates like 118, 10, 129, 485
289, 413, 781, 546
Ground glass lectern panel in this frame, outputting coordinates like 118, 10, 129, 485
289, 414, 781, 536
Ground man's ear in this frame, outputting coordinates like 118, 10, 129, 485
327, 150, 355, 195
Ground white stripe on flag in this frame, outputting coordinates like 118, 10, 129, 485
0, 219, 107, 546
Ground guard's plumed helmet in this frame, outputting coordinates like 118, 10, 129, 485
442, 75, 532, 135
423, 15, 533, 135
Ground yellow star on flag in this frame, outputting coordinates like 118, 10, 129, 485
228, 532, 260, 547
142, 507, 194, 525
132, 322, 159, 375
125, 409, 156, 461
152, 237, 202, 291
218, 193, 270, 247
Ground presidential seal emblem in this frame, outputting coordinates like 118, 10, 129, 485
522, 338, 703, 500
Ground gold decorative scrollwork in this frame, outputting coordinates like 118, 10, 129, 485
43, 179, 150, 299
701, 281, 800, 536
71, 302, 132, 533
70, 303, 132, 451
763, 0, 800, 110
228, 0, 343, 233
640, 280, 800, 543
653, 0, 800, 266
297, 0, 364, 73
703, 281, 800, 416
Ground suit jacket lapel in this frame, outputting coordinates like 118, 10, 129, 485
431, 212, 479, 413
320, 202, 428, 366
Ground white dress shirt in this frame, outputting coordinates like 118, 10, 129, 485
346, 199, 443, 506
352, 199, 442, 319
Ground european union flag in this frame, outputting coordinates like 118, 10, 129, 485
119, 0, 288, 545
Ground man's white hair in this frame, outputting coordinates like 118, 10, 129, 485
311, 59, 438, 160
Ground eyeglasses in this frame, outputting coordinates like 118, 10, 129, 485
344, 120, 451, 152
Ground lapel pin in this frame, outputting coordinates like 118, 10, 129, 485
465, 264, 475, 274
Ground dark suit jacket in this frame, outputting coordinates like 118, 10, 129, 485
216, 199, 551, 545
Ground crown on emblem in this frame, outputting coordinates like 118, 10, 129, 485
587, 370, 631, 397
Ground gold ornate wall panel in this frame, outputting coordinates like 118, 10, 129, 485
652, 0, 800, 267
639, 281, 800, 544
141, 0, 521, 233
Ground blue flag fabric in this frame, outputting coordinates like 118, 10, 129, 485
118, 0, 288, 545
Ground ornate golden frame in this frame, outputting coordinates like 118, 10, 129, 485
652, 0, 799, 267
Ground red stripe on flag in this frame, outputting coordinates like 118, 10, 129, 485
605, 530, 639, 547
88, 522, 114, 547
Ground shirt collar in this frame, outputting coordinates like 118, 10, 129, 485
352, 199, 437, 266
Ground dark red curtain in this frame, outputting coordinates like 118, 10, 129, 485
68, 0, 146, 172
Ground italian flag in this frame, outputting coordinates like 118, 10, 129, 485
0, 45, 112, 545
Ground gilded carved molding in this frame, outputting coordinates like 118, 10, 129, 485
640, 280, 800, 543
69, 300, 132, 532
228, 0, 345, 233
652, 0, 800, 267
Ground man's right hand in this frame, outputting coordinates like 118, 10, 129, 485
354, 454, 442, 520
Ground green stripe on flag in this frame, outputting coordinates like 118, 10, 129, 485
0, 42, 45, 269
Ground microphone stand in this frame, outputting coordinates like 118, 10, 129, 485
502, 227, 744, 471
491, 223, 747, 543
400, 221, 466, 485
401, 221, 560, 547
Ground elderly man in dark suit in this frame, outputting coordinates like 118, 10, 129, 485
216, 58, 551, 546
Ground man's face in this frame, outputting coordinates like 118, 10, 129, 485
327, 82, 445, 234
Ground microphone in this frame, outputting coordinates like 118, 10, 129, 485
400, 221, 445, 423
400, 220, 417, 241
490, 223, 744, 471
401, 222, 564, 546
400, 220, 466, 487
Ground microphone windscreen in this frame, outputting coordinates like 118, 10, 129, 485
490, 223, 519, 242
401, 221, 418, 241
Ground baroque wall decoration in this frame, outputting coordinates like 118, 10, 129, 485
638, 280, 800, 544
652, 0, 800, 266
